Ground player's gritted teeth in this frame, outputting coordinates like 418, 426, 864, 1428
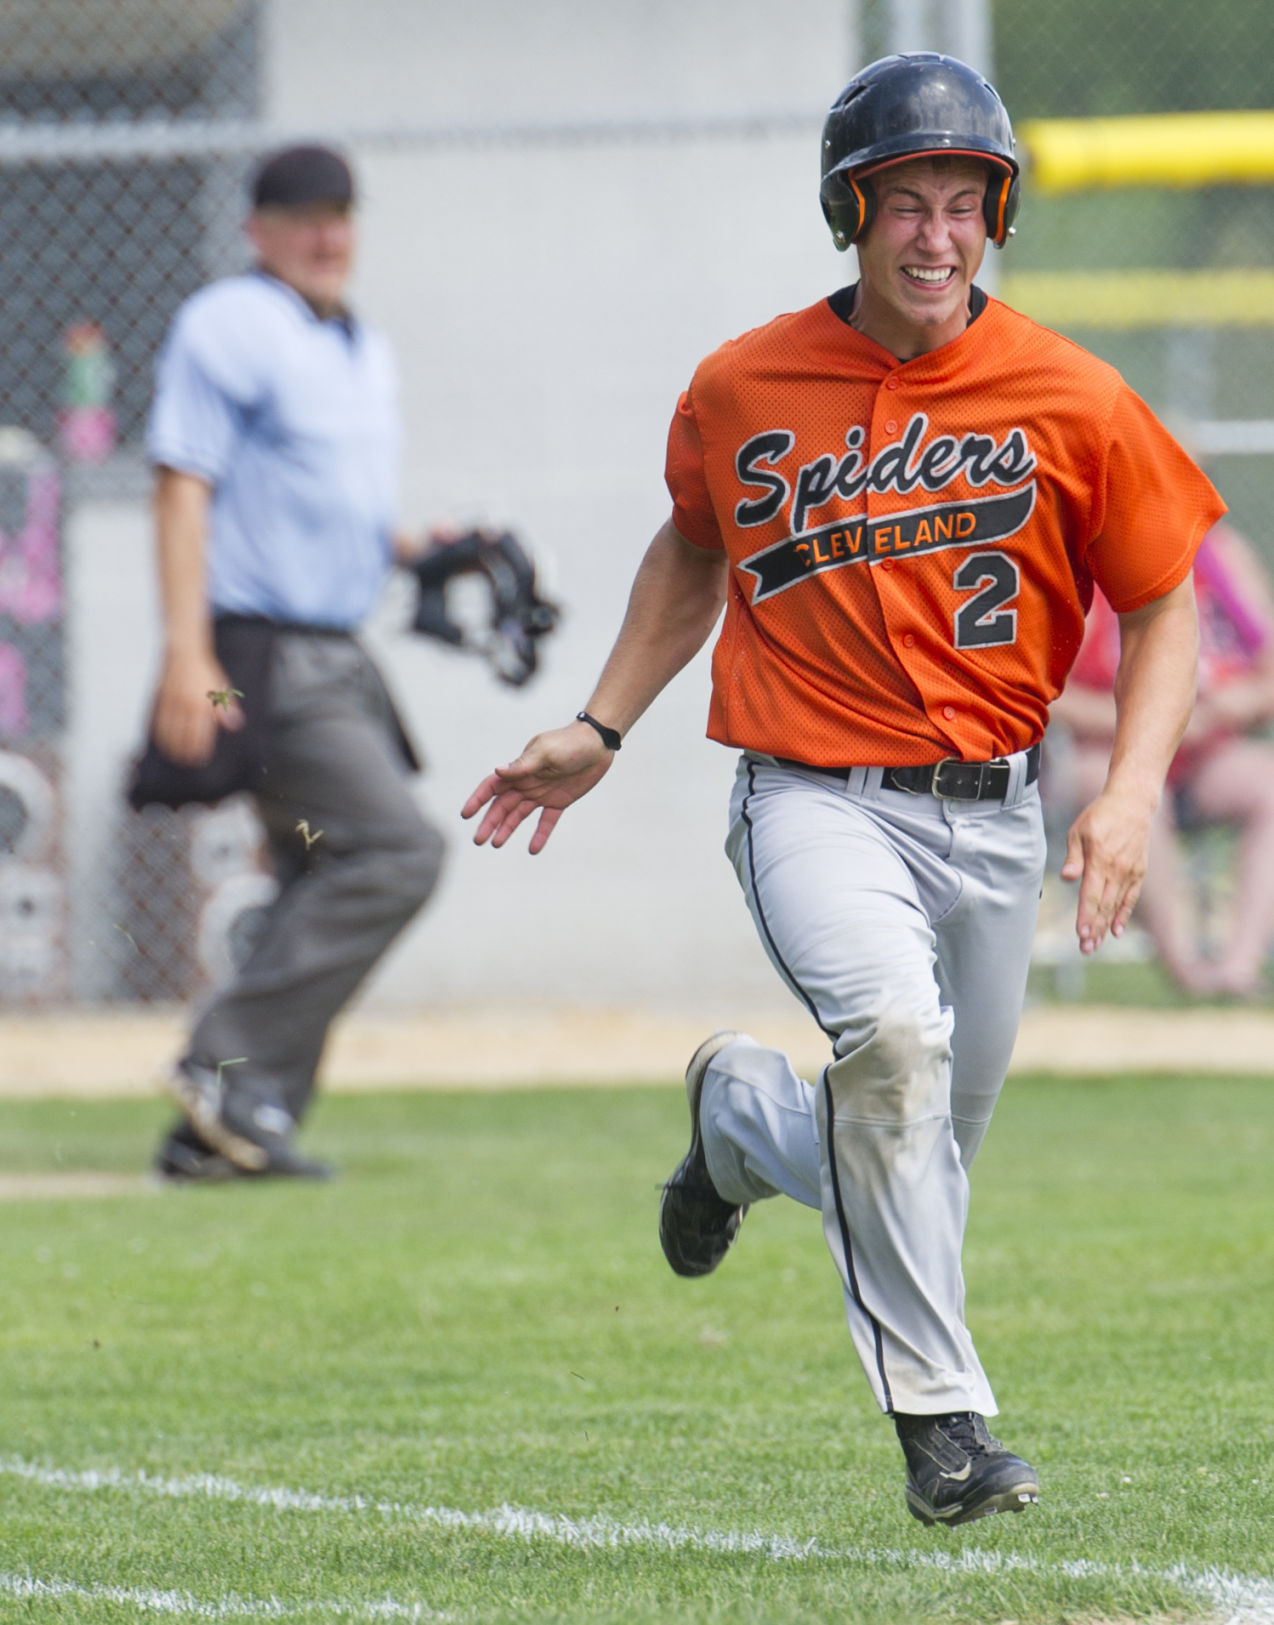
903, 266, 955, 285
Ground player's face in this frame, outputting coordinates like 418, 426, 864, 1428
851, 159, 990, 360
247, 203, 355, 317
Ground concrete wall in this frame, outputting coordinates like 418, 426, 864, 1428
70, 0, 861, 1017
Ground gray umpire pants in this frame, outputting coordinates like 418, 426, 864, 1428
699, 751, 1046, 1419
186, 631, 444, 1126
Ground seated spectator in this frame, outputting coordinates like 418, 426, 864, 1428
1050, 521, 1274, 998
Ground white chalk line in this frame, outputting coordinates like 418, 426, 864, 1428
2, 1456, 1272, 1624
0, 1571, 442, 1620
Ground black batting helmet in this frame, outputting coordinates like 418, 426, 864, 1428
819, 53, 1020, 250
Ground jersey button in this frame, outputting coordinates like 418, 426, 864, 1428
881, 559, 895, 572
903, 633, 916, 648
884, 419, 899, 434
885, 377, 899, 390
942, 705, 956, 720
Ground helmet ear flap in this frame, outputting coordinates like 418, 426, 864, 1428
849, 174, 873, 242
820, 169, 873, 251
985, 169, 1020, 247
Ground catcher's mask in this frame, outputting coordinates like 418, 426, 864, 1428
409, 528, 560, 687
819, 53, 1020, 250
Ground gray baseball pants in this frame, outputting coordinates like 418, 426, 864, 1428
186, 631, 443, 1125
700, 751, 1046, 1417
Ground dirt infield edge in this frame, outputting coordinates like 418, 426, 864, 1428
1, 1001, 1271, 1098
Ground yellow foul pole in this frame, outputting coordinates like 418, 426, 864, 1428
1021, 111, 1274, 194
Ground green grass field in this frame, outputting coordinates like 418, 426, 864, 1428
0, 1072, 1271, 1623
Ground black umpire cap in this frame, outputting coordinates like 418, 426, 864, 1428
251, 144, 355, 210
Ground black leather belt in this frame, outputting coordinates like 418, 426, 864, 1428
216, 613, 353, 639
776, 741, 1040, 801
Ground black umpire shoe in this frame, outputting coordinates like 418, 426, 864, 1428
895, 1411, 1040, 1527
659, 1031, 750, 1277
153, 1117, 242, 1184
164, 1062, 334, 1181
218, 1086, 335, 1180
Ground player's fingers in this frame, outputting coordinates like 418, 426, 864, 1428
1079, 921, 1106, 955
473, 803, 527, 847
1109, 871, 1145, 939
526, 806, 565, 856
461, 772, 507, 822
468, 791, 527, 846
1075, 866, 1115, 953
1059, 823, 1085, 882
1081, 860, 1141, 953
488, 796, 543, 850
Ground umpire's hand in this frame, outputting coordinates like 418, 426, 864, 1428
152, 645, 244, 766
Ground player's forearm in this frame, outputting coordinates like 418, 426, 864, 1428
1105, 578, 1199, 808
585, 519, 729, 736
153, 466, 216, 658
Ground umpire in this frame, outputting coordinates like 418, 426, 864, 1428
142, 144, 443, 1181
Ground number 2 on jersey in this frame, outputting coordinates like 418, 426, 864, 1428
952, 551, 1019, 649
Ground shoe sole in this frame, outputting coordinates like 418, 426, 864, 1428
905, 1478, 1040, 1528
153, 1156, 242, 1184
658, 1031, 750, 1278
683, 1030, 747, 1122
162, 1067, 269, 1174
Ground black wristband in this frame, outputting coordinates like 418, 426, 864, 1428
576, 710, 622, 751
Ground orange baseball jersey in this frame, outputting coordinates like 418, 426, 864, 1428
665, 288, 1225, 766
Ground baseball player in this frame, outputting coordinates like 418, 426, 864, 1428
463, 54, 1223, 1526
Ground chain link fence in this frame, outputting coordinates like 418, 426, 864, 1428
0, 1, 264, 1004
1, 0, 1271, 1009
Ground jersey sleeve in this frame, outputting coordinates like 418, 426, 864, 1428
146, 294, 263, 483
1084, 384, 1227, 612
664, 387, 725, 551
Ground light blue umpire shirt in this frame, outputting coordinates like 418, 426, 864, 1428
147, 270, 400, 629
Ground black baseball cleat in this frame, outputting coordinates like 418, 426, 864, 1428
894, 1411, 1040, 1528
659, 1031, 750, 1278
164, 1062, 334, 1180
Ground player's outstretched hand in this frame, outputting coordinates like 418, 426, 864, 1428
1060, 786, 1154, 955
462, 720, 615, 854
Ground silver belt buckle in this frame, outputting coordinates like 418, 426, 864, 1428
929, 758, 967, 798
931, 757, 1011, 799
